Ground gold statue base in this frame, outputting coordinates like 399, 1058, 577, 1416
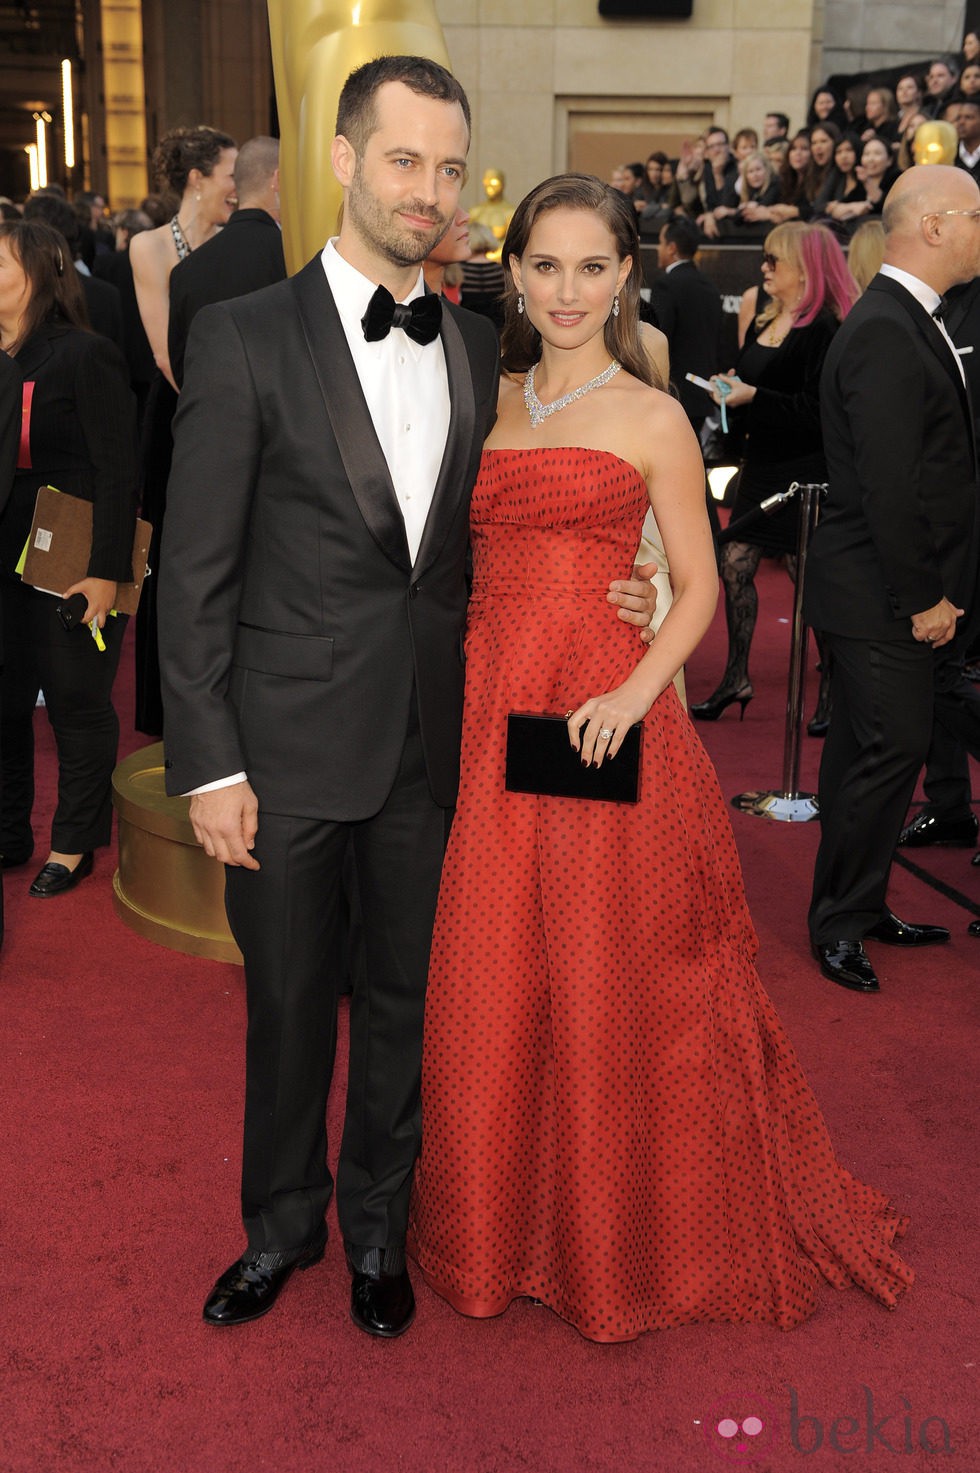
111, 743, 242, 965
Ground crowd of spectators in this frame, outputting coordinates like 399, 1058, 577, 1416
609, 41, 980, 247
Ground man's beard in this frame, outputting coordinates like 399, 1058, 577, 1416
347, 165, 451, 267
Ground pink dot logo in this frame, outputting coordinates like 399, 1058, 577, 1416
702, 1395, 779, 1460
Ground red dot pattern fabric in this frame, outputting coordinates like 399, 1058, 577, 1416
409, 447, 913, 1343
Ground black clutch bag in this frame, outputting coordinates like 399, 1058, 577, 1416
505, 713, 642, 803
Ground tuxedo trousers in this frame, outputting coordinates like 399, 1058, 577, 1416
224, 700, 451, 1258
809, 632, 933, 943
918, 642, 980, 817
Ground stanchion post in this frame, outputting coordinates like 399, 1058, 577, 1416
733, 481, 827, 822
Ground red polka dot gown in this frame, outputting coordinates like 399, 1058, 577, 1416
409, 448, 912, 1343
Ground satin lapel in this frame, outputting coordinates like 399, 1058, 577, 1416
291, 259, 411, 572
868, 274, 977, 469
412, 305, 476, 577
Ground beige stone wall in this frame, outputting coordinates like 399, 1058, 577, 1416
822, 0, 964, 76
438, 0, 819, 211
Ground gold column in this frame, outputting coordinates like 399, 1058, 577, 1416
100, 0, 149, 208
267, 0, 450, 274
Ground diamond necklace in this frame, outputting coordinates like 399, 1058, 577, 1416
524, 359, 621, 427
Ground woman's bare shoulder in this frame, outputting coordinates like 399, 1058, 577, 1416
130, 223, 176, 278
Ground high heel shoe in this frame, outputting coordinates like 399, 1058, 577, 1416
690, 684, 753, 721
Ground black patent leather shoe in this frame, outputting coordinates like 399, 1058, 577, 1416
202, 1228, 327, 1327
348, 1260, 415, 1338
28, 851, 93, 898
865, 910, 950, 947
898, 810, 978, 848
812, 940, 880, 993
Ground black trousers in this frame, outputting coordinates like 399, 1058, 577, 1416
917, 642, 980, 817
809, 632, 934, 943
0, 577, 126, 858
224, 703, 450, 1262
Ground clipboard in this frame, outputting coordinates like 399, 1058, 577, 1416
19, 485, 151, 616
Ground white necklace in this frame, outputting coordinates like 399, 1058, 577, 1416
524, 359, 621, 427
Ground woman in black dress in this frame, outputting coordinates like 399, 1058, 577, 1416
691, 223, 858, 724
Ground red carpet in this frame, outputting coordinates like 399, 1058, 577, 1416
3, 559, 978, 1473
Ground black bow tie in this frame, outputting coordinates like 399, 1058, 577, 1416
361, 285, 442, 345
933, 297, 948, 322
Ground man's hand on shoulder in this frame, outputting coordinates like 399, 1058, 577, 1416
911, 597, 963, 649
609, 561, 659, 645
189, 781, 261, 869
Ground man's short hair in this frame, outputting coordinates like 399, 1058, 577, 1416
233, 136, 280, 199
336, 55, 471, 154
945, 91, 980, 114
660, 216, 700, 259
706, 126, 730, 144
766, 112, 790, 133
23, 190, 80, 252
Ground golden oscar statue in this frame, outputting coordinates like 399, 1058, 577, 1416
913, 121, 957, 166
267, 0, 451, 274
469, 166, 515, 247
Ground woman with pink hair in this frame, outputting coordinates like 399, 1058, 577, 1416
691, 223, 857, 730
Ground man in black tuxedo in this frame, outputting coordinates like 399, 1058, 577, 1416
650, 217, 722, 437
898, 274, 980, 861
167, 135, 286, 389
805, 164, 980, 993
159, 54, 659, 1338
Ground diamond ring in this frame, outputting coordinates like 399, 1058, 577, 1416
599, 727, 613, 740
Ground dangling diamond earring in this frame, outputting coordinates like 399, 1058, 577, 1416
517, 294, 525, 315
612, 295, 620, 318
196, 191, 202, 202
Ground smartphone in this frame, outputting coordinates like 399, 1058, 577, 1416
56, 592, 89, 632
685, 372, 716, 394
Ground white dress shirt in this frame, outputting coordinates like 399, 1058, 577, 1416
322, 239, 450, 564
186, 240, 452, 797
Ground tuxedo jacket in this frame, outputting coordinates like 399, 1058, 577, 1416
648, 261, 722, 424
159, 257, 500, 820
167, 209, 287, 389
0, 325, 137, 583
94, 248, 156, 388
805, 273, 979, 641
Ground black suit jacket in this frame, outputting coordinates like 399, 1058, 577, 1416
94, 248, 155, 388
0, 349, 21, 662
648, 261, 722, 423
805, 273, 979, 640
0, 325, 138, 584
167, 209, 287, 389
159, 258, 500, 820
79, 272, 125, 353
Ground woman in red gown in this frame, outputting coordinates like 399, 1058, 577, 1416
409, 174, 912, 1343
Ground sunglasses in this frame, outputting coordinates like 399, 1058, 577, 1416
761, 252, 781, 269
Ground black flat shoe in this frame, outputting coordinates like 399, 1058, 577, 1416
28, 851, 93, 898
812, 940, 880, 993
865, 910, 949, 947
690, 684, 753, 721
348, 1263, 415, 1338
202, 1227, 327, 1326
897, 810, 978, 848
